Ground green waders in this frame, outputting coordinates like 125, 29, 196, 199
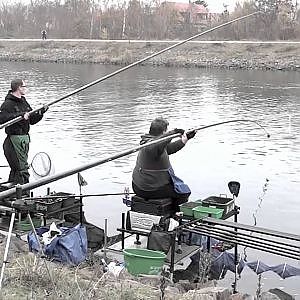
3, 135, 30, 185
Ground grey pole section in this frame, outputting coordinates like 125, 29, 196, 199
0, 131, 181, 200
0, 12, 259, 130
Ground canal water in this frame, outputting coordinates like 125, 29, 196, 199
0, 61, 299, 297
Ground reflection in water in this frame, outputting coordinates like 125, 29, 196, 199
0, 62, 300, 297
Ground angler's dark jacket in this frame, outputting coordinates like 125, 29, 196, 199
0, 92, 43, 135
132, 131, 185, 191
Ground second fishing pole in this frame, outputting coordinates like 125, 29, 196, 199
0, 11, 260, 130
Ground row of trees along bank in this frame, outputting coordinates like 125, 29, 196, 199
0, 0, 299, 40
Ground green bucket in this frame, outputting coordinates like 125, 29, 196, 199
16, 217, 42, 231
123, 248, 166, 276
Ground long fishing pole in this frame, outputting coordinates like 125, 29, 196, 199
25, 192, 135, 200
0, 131, 183, 199
190, 119, 270, 138
0, 118, 269, 200
0, 11, 260, 130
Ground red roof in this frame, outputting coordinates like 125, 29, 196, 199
164, 2, 209, 14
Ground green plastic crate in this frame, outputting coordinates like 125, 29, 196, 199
192, 206, 224, 219
180, 202, 201, 216
123, 248, 166, 276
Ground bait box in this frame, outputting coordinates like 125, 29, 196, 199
201, 196, 234, 217
192, 206, 224, 219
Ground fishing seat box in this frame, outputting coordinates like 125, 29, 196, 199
130, 195, 175, 217
201, 196, 234, 217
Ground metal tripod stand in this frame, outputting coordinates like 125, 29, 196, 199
0, 185, 58, 296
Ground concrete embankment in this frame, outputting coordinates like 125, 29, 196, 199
0, 39, 300, 71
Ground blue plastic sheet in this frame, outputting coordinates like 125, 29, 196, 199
269, 263, 300, 279
210, 251, 300, 279
28, 224, 87, 266
247, 260, 270, 275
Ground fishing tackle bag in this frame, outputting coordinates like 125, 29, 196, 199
28, 224, 87, 266
147, 221, 173, 254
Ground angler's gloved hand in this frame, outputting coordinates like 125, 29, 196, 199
173, 128, 185, 135
38, 105, 49, 115
186, 130, 196, 140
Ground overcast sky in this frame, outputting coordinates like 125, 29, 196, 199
1, 0, 245, 13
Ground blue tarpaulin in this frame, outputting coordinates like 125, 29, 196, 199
28, 224, 88, 266
270, 263, 300, 279
211, 251, 300, 279
247, 260, 271, 275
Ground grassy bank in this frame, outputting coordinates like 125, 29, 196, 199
0, 40, 300, 71
0, 236, 234, 299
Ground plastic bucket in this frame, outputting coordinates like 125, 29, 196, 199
123, 248, 166, 276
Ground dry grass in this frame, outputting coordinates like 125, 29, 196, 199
0, 252, 163, 299
0, 234, 165, 300
0, 234, 235, 299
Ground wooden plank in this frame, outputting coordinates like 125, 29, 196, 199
167, 244, 200, 265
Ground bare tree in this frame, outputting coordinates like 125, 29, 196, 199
0, 0, 299, 40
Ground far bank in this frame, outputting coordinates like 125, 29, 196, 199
0, 39, 300, 71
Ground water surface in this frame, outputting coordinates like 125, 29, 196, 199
0, 61, 299, 296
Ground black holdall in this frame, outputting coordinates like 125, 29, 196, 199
147, 217, 173, 254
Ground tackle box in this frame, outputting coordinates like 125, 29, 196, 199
201, 196, 234, 217
180, 200, 202, 217
192, 206, 224, 219
34, 197, 63, 214
131, 195, 175, 216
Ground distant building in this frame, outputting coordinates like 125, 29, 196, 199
161, 1, 219, 24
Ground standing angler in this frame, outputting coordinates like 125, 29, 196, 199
0, 79, 48, 186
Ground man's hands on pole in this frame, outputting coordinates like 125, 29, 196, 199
174, 128, 196, 144
23, 104, 49, 120
38, 104, 49, 115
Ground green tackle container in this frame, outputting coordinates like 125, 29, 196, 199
192, 206, 224, 219
180, 201, 201, 217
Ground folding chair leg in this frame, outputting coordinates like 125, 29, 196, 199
0, 211, 16, 289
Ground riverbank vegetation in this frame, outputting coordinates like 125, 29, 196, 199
1, 1, 299, 71
0, 39, 299, 71
0, 236, 233, 299
0, 0, 299, 41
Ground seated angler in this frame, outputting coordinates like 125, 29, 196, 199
132, 117, 196, 212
